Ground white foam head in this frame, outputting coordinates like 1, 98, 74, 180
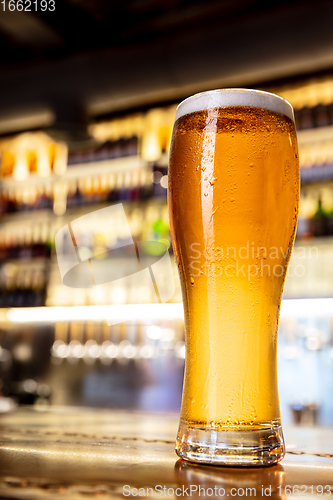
175, 88, 294, 122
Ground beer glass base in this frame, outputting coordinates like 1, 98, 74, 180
176, 421, 285, 467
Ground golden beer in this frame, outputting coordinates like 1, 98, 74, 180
168, 89, 299, 465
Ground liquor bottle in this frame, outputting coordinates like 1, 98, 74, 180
295, 108, 314, 130
326, 208, 333, 236
318, 187, 333, 237
313, 195, 327, 237
152, 166, 168, 198
314, 104, 330, 127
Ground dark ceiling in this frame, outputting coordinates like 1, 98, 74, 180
0, 0, 333, 135
0, 0, 299, 66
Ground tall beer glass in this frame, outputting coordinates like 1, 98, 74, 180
168, 89, 299, 466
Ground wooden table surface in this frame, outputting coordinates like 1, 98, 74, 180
0, 407, 332, 499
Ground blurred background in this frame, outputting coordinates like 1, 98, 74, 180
0, 0, 333, 427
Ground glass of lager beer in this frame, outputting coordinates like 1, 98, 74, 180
168, 89, 299, 466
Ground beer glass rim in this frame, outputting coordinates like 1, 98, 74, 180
175, 88, 294, 123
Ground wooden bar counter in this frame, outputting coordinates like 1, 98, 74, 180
0, 407, 332, 499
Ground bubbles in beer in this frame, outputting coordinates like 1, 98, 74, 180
169, 104, 299, 429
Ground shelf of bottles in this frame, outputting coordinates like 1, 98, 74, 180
2, 81, 333, 315
0, 106, 177, 310
276, 76, 333, 184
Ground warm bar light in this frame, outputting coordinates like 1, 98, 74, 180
0, 299, 332, 325
280, 298, 333, 318
4, 303, 185, 324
